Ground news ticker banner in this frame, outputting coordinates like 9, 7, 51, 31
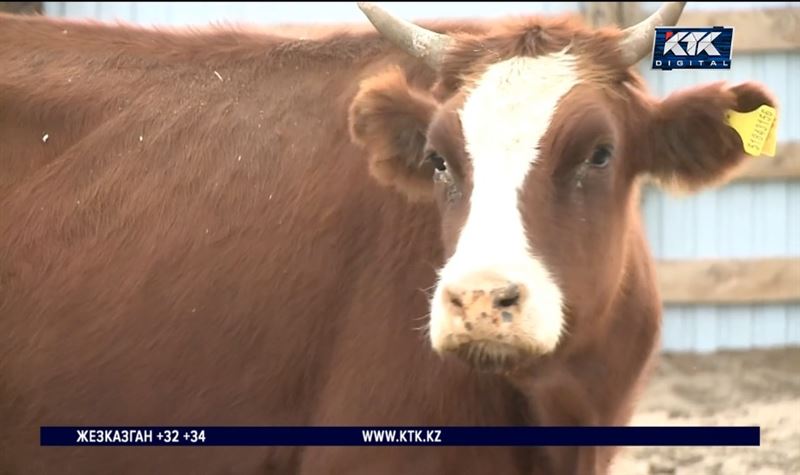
41, 426, 760, 447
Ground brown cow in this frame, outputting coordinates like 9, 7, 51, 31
0, 2, 776, 474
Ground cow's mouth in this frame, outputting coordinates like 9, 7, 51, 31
450, 340, 527, 373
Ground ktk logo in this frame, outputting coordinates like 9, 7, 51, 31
652, 27, 733, 71
663, 31, 721, 56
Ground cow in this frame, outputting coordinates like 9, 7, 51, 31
0, 2, 777, 474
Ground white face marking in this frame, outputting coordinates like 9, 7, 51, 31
429, 53, 580, 354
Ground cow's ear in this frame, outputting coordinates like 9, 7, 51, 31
349, 67, 438, 201
640, 81, 778, 191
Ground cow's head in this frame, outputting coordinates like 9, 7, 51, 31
349, 2, 776, 372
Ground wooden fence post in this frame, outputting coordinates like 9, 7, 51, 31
0, 2, 42, 14
580, 2, 625, 28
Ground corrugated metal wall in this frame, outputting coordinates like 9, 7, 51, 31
40, 2, 800, 352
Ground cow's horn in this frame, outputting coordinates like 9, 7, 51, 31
357, 2, 454, 69
619, 2, 687, 65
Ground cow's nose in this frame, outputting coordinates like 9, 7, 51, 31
431, 267, 565, 372
438, 278, 529, 371
444, 280, 526, 326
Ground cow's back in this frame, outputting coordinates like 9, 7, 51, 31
0, 14, 435, 474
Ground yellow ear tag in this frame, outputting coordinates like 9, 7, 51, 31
724, 105, 778, 157
762, 111, 778, 157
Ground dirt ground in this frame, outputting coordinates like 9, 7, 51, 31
611, 347, 800, 475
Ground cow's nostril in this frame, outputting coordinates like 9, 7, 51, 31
493, 284, 521, 309
496, 296, 519, 308
443, 286, 466, 310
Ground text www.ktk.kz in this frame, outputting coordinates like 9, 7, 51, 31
361, 429, 442, 444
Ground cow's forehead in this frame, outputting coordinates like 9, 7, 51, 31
444, 51, 580, 271
458, 51, 580, 179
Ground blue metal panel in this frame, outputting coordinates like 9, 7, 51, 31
788, 306, 800, 343
692, 306, 718, 352
130, 3, 174, 26
790, 181, 800, 255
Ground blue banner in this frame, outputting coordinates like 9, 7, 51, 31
40, 426, 760, 447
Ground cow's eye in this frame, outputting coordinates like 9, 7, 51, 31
427, 151, 447, 172
587, 145, 612, 168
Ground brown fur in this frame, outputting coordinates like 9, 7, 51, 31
0, 9, 777, 475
